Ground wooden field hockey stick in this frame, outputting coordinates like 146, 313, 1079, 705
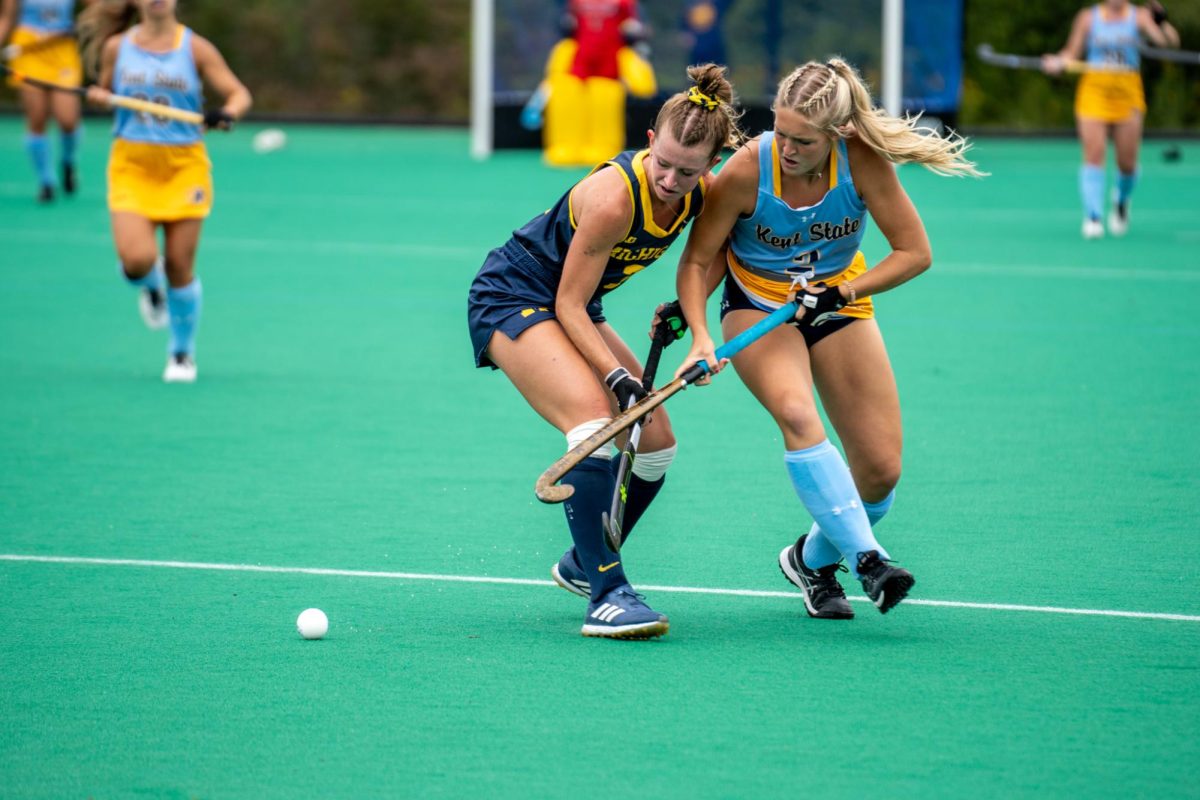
601, 304, 685, 552
975, 43, 1126, 74
0, 63, 204, 124
1139, 44, 1200, 65
535, 300, 800, 504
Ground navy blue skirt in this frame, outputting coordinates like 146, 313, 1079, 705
467, 239, 604, 369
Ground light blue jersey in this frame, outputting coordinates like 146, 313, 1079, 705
729, 132, 867, 300
18, 0, 75, 34
1086, 4, 1140, 69
112, 26, 203, 145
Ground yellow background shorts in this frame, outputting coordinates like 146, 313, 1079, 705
1075, 71, 1146, 123
108, 139, 213, 221
5, 27, 82, 88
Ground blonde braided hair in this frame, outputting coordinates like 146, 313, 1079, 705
774, 58, 984, 177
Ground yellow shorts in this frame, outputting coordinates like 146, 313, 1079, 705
5, 27, 82, 88
108, 139, 213, 221
1075, 71, 1145, 123
727, 249, 875, 320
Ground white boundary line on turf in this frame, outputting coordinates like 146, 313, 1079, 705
3, 554, 1199, 623
2, 226, 1199, 281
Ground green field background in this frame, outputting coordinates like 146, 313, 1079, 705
1, 119, 1198, 798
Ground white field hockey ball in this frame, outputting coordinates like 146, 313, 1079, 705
252, 128, 287, 154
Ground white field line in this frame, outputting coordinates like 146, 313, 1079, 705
2, 554, 1198, 623
1, 227, 1198, 281
0, 228, 482, 259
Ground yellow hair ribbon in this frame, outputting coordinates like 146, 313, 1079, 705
687, 85, 721, 111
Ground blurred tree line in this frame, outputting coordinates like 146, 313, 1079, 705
0, 0, 1195, 129
0, 0, 472, 121
181, 0, 471, 120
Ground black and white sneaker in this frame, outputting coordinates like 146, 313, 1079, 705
779, 535, 854, 619
139, 287, 168, 330
163, 352, 197, 383
856, 550, 914, 614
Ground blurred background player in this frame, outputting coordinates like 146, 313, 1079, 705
0, 0, 87, 202
674, 59, 982, 619
79, 0, 250, 383
541, 0, 656, 167
468, 66, 741, 639
680, 0, 732, 71
1043, 0, 1179, 239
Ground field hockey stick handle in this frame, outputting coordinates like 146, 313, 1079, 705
534, 302, 799, 504
641, 329, 670, 391
678, 301, 799, 384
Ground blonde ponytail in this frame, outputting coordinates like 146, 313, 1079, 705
777, 58, 984, 178
78, 0, 138, 78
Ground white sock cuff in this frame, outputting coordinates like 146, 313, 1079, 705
566, 418, 613, 459
631, 444, 677, 481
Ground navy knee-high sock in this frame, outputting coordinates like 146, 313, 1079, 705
618, 473, 664, 544
562, 456, 627, 600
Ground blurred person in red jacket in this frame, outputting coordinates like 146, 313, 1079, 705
540, 0, 656, 167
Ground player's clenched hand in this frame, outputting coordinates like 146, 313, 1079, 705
788, 282, 846, 328
650, 299, 688, 345
85, 86, 112, 106
605, 367, 647, 411
675, 334, 724, 386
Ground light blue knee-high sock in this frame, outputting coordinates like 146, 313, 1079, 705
1116, 170, 1138, 207
122, 259, 165, 291
167, 279, 202, 356
25, 134, 54, 187
60, 128, 81, 166
803, 489, 895, 569
784, 440, 887, 578
1080, 164, 1105, 221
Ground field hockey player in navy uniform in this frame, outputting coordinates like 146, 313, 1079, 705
675, 59, 982, 619
469, 65, 743, 640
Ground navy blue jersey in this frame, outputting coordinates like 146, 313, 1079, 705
511, 148, 707, 304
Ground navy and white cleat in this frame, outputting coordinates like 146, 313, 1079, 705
550, 548, 590, 598
582, 585, 668, 639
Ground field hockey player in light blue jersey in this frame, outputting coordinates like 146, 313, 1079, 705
1042, 0, 1179, 239
674, 58, 983, 619
78, 0, 250, 383
468, 65, 743, 640
0, 0, 85, 202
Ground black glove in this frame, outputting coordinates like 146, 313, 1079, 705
1150, 1, 1168, 26
654, 299, 688, 345
605, 366, 648, 411
203, 108, 234, 131
792, 283, 846, 328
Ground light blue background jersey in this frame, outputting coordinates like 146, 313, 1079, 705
1086, 4, 1140, 69
729, 132, 867, 282
18, 0, 75, 33
112, 26, 203, 145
